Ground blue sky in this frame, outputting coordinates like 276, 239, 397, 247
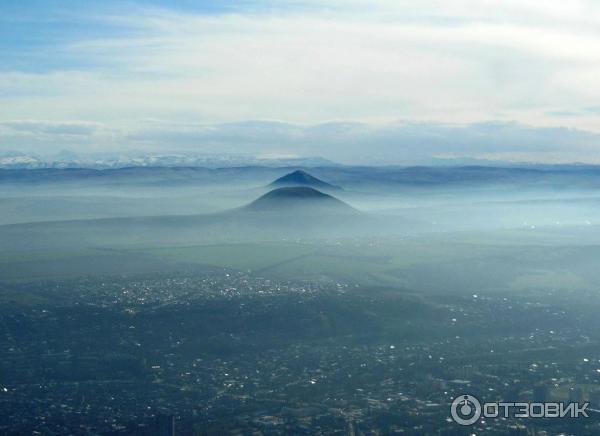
0, 1, 245, 72
1, 0, 600, 164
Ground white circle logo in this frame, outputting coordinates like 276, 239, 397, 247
451, 394, 482, 426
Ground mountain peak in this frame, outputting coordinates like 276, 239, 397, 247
270, 170, 340, 189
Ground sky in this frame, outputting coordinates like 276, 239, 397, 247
1, 0, 600, 164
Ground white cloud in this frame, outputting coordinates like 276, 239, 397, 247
1, 120, 102, 135
1, 1, 600, 161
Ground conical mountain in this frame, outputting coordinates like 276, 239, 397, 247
269, 170, 340, 190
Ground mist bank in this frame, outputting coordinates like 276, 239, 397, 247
3, 164, 600, 227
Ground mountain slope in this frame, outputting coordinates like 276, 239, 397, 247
243, 187, 354, 213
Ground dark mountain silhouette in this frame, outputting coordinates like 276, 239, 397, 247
243, 187, 354, 213
269, 170, 340, 190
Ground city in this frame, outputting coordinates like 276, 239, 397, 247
2, 269, 600, 434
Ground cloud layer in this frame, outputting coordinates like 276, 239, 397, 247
3, 119, 600, 165
1, 0, 600, 163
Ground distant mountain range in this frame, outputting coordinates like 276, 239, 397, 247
5, 163, 600, 191
0, 151, 336, 170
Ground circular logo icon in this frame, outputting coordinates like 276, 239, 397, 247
451, 394, 482, 426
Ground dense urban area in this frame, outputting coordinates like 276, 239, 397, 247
2, 269, 600, 435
